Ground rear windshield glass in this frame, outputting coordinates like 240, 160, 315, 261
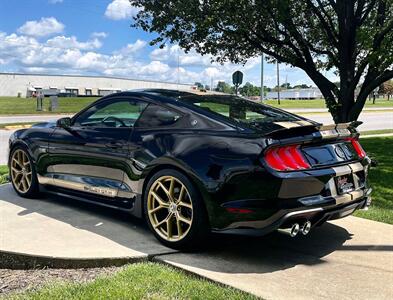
177, 95, 302, 131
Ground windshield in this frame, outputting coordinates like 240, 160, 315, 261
178, 95, 304, 132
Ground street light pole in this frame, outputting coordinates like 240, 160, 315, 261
260, 53, 264, 101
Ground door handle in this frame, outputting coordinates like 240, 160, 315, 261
105, 142, 124, 149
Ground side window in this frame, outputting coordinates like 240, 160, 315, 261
73, 99, 147, 128
136, 104, 181, 128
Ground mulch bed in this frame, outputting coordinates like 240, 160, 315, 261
0, 267, 120, 296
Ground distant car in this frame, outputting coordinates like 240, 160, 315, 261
8, 89, 372, 249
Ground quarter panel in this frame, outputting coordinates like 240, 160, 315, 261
128, 129, 269, 225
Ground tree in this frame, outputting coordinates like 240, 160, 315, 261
379, 80, 393, 100
131, 0, 393, 123
281, 83, 291, 89
194, 82, 203, 90
216, 81, 233, 93
239, 82, 260, 96
293, 84, 311, 89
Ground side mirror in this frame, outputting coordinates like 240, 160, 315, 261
56, 117, 72, 128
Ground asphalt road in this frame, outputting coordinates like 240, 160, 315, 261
0, 114, 73, 124
305, 111, 393, 131
0, 111, 392, 165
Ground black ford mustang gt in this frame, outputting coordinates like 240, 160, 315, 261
8, 89, 372, 249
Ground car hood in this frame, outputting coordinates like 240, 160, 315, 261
31, 120, 57, 128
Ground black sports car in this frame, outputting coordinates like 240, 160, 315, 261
8, 89, 372, 249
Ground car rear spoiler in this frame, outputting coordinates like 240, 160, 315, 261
265, 121, 361, 144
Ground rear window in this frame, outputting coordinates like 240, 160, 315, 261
178, 95, 302, 132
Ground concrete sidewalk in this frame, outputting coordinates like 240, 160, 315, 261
1, 183, 392, 299
158, 217, 393, 300
0, 184, 173, 264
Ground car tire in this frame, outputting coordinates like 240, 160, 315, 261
9, 145, 40, 198
144, 169, 209, 250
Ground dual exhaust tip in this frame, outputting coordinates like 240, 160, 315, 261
278, 221, 312, 237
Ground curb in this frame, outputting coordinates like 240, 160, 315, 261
151, 256, 250, 296
3, 124, 32, 130
0, 250, 148, 270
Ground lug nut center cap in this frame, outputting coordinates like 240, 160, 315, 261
169, 203, 177, 213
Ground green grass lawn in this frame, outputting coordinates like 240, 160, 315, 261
0, 96, 392, 115
3, 262, 255, 300
0, 97, 98, 115
0, 165, 8, 184
355, 137, 393, 224
361, 129, 393, 135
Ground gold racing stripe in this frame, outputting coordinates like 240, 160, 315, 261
295, 120, 314, 126
274, 121, 301, 128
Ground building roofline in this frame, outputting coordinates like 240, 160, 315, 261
0, 72, 193, 87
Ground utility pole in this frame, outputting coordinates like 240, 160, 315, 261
276, 60, 281, 105
260, 53, 264, 101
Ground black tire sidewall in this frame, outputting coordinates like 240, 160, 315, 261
143, 169, 209, 250
9, 145, 40, 198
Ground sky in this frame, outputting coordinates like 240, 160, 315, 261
0, 0, 329, 88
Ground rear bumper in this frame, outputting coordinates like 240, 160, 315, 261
213, 187, 372, 236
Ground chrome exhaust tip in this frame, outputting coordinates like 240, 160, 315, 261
301, 221, 312, 235
278, 223, 300, 237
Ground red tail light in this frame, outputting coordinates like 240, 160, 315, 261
264, 145, 310, 171
348, 138, 366, 159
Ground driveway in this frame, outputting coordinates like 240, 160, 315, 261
1, 184, 392, 299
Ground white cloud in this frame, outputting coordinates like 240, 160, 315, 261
49, 0, 63, 4
46, 35, 103, 50
116, 39, 147, 55
150, 45, 212, 67
105, 0, 140, 20
1, 29, 309, 86
17, 17, 64, 37
91, 32, 108, 38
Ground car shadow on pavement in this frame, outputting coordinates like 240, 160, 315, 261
1, 184, 390, 274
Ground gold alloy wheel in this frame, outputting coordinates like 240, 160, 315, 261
147, 176, 193, 242
10, 149, 32, 194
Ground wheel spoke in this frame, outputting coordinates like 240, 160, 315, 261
166, 216, 173, 239
151, 191, 169, 208
176, 186, 185, 203
157, 181, 170, 197
11, 166, 22, 174
178, 201, 192, 209
176, 217, 183, 236
12, 158, 22, 168
21, 177, 28, 191
149, 205, 165, 214
14, 173, 23, 182
176, 212, 192, 225
168, 178, 175, 198
25, 175, 31, 186
154, 212, 173, 229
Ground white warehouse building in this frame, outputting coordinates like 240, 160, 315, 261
0, 73, 194, 98
267, 88, 323, 100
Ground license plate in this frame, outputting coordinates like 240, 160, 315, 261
335, 174, 355, 194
